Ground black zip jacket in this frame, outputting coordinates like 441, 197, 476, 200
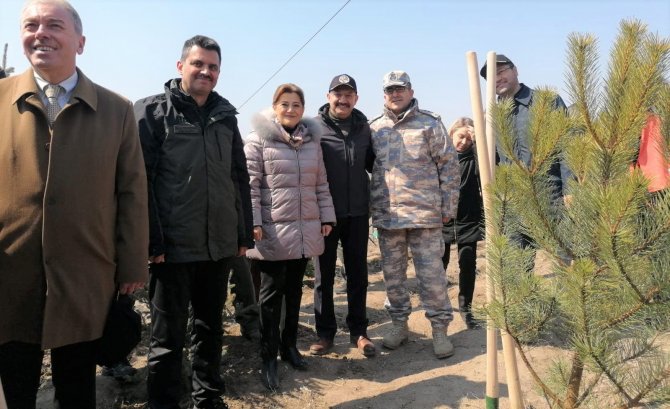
443, 147, 484, 244
316, 104, 374, 218
135, 79, 253, 262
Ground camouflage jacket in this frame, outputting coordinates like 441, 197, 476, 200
369, 99, 459, 229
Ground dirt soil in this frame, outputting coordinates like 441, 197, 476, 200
36, 240, 561, 409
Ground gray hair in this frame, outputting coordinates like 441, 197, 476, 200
22, 0, 83, 35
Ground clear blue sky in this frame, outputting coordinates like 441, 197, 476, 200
2, 0, 669, 136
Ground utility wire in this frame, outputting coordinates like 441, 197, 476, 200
238, 0, 351, 109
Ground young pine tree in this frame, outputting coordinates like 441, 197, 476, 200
483, 20, 670, 409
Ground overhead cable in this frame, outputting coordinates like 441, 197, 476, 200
238, 0, 351, 109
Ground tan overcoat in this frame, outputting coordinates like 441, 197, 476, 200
0, 69, 149, 349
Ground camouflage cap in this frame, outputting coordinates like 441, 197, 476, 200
382, 70, 411, 89
329, 74, 357, 92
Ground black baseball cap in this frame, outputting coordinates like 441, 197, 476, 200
329, 74, 357, 92
480, 54, 514, 79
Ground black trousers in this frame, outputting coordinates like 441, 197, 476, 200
257, 258, 308, 362
313, 216, 369, 341
0, 339, 97, 409
442, 241, 478, 309
229, 256, 259, 330
147, 259, 230, 409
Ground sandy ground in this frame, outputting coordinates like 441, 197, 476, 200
36, 240, 563, 409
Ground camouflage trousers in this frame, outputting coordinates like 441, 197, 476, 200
379, 227, 453, 329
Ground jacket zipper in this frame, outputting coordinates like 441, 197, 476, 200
295, 147, 305, 256
344, 136, 351, 216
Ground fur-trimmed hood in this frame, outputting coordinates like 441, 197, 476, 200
250, 108, 322, 144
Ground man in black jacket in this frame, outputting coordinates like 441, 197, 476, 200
310, 74, 376, 357
135, 35, 252, 409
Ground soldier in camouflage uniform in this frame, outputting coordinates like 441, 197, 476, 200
369, 71, 460, 359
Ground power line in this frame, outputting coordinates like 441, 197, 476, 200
238, 0, 351, 110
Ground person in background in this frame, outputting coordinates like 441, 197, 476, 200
245, 83, 336, 391
480, 54, 569, 257
229, 256, 261, 341
0, 1, 148, 407
310, 74, 376, 358
135, 35, 252, 409
369, 71, 460, 359
441, 117, 484, 330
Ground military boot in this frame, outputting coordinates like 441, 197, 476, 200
382, 320, 409, 349
432, 328, 455, 359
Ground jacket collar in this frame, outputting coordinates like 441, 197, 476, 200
13, 67, 98, 111
382, 98, 419, 123
512, 83, 532, 107
252, 108, 321, 144
165, 78, 237, 120
458, 146, 476, 160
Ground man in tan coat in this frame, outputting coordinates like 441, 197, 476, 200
0, 1, 148, 407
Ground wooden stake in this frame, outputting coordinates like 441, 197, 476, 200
465, 51, 498, 409
501, 332, 525, 408
468, 51, 526, 409
485, 51, 526, 409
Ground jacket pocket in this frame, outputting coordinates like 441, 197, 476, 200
173, 124, 200, 134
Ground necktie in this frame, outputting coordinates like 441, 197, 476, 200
44, 84, 64, 125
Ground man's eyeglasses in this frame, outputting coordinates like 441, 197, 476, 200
384, 86, 407, 95
496, 65, 513, 77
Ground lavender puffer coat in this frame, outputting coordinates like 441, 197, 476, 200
244, 111, 336, 261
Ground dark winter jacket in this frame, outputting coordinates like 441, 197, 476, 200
135, 79, 253, 263
443, 147, 484, 244
316, 104, 374, 218
244, 110, 336, 261
498, 83, 570, 203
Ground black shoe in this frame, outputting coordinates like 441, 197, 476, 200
260, 359, 279, 392
465, 312, 483, 330
193, 398, 229, 409
279, 346, 308, 370
101, 359, 138, 383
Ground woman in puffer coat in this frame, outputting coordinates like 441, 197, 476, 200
244, 83, 336, 391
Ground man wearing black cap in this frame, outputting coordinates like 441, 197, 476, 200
480, 54, 519, 99
481, 55, 569, 248
310, 74, 376, 357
